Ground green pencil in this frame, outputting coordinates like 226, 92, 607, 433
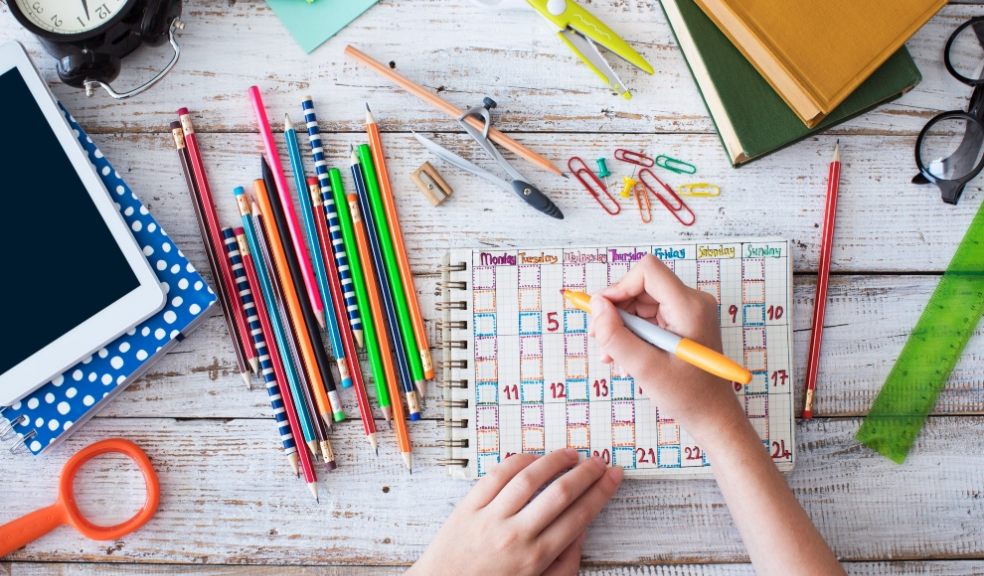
357, 144, 426, 395
329, 167, 392, 421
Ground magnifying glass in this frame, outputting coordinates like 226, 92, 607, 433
0, 438, 159, 557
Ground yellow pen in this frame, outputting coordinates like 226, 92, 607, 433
561, 289, 752, 385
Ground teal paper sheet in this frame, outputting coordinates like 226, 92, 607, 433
266, 0, 378, 53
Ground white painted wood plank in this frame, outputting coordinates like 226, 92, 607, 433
1, 417, 982, 565
0, 1, 972, 136
6, 560, 984, 575
86, 131, 983, 277
89, 273, 984, 420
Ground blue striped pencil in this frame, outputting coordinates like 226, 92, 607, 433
222, 227, 300, 476
284, 115, 352, 390
234, 220, 320, 498
350, 147, 421, 421
301, 97, 365, 349
234, 188, 320, 461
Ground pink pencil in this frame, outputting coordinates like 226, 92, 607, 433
248, 86, 325, 326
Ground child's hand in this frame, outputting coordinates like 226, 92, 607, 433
589, 255, 743, 442
408, 449, 623, 576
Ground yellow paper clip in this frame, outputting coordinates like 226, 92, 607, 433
677, 182, 720, 197
620, 176, 638, 198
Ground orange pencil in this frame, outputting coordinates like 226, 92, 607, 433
365, 104, 435, 389
345, 45, 563, 178
348, 190, 412, 471
253, 177, 342, 446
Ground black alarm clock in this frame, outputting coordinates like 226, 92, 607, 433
6, 0, 183, 99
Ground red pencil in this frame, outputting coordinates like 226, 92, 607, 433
803, 142, 841, 420
307, 177, 378, 453
236, 224, 319, 500
170, 122, 251, 389
177, 108, 259, 378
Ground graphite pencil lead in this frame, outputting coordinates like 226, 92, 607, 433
284, 113, 294, 133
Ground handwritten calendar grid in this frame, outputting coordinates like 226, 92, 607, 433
469, 242, 793, 477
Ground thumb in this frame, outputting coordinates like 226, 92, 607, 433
590, 295, 668, 383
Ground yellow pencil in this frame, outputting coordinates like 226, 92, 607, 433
562, 289, 752, 385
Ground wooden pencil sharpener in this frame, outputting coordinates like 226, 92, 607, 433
412, 162, 453, 206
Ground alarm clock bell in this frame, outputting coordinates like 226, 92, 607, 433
6, 0, 184, 100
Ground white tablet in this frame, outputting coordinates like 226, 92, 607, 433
0, 42, 165, 406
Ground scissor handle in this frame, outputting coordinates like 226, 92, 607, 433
59, 438, 160, 541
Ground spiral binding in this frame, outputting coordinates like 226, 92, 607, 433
0, 410, 34, 455
439, 255, 471, 472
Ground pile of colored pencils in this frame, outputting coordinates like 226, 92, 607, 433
169, 88, 434, 500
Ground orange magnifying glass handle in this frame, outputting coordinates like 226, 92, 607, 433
0, 438, 159, 557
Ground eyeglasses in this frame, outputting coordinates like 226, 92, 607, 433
913, 17, 984, 205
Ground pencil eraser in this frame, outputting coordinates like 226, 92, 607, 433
176, 107, 188, 116
409, 412, 421, 422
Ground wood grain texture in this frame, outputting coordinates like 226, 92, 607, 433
4, 561, 984, 575
81, 131, 984, 275
1, 0, 982, 573
92, 273, 984, 420
2, 417, 984, 565
0, 1, 974, 136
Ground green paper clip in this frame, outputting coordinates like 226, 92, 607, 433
677, 182, 720, 197
655, 154, 697, 175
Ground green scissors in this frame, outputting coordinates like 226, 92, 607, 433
526, 0, 654, 99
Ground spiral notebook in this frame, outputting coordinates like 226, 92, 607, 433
0, 106, 216, 456
438, 240, 795, 479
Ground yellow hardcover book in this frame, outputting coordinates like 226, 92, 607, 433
694, 0, 945, 127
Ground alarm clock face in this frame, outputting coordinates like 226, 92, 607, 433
13, 0, 129, 36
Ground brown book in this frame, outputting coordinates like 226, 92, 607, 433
694, 0, 944, 127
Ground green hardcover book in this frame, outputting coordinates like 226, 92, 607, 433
660, 0, 922, 166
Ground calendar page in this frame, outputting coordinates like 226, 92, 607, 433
443, 241, 795, 479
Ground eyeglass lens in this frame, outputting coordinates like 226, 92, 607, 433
919, 115, 984, 181
948, 19, 984, 83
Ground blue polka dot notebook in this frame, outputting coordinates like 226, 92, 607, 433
0, 105, 216, 456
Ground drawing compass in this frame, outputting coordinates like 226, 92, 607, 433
413, 97, 564, 219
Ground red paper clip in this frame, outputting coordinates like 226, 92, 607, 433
614, 148, 655, 167
569, 156, 621, 215
634, 182, 652, 223
638, 169, 696, 226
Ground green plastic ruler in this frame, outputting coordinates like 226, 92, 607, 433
856, 199, 984, 463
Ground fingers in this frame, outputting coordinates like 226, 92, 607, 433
539, 467, 624, 554
516, 456, 609, 534
541, 531, 586, 576
461, 453, 537, 510
488, 448, 580, 517
590, 294, 669, 383
603, 255, 691, 307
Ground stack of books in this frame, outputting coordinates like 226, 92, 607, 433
660, 0, 946, 165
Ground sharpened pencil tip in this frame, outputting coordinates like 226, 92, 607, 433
284, 113, 293, 132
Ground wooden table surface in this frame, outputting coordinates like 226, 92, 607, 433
2, 1, 984, 574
